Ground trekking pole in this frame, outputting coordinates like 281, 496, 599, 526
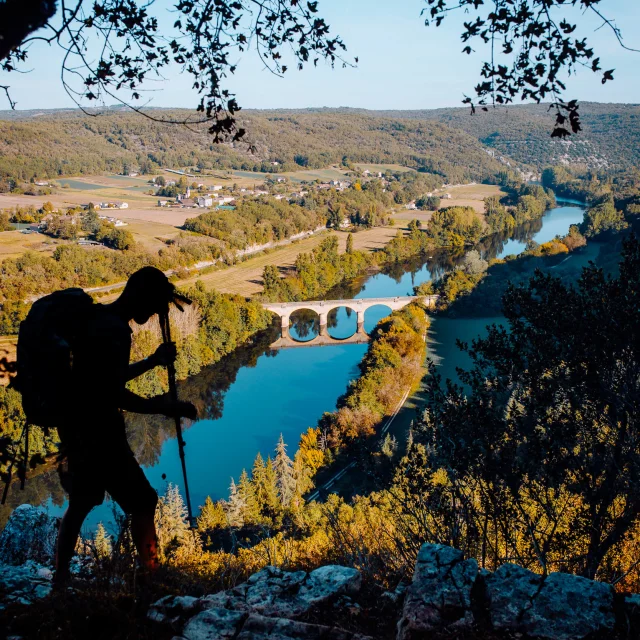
159, 311, 197, 530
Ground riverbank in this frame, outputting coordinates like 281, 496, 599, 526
1, 196, 586, 531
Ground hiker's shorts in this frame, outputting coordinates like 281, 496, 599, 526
58, 440, 158, 516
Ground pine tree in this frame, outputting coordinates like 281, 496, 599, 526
93, 522, 112, 559
262, 456, 281, 518
225, 477, 245, 527
346, 232, 354, 254
198, 495, 227, 532
381, 433, 398, 458
238, 468, 259, 524
292, 449, 314, 509
274, 434, 296, 507
155, 483, 189, 553
406, 423, 415, 454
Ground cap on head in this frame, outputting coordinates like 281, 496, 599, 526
123, 266, 175, 323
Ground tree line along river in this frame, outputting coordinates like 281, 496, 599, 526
1, 199, 586, 532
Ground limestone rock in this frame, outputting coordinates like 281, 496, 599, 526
487, 563, 615, 639
0, 505, 59, 566
0, 560, 53, 609
199, 565, 361, 619
148, 595, 201, 624
237, 613, 371, 639
397, 543, 478, 639
486, 563, 543, 630
525, 572, 615, 640
182, 608, 247, 640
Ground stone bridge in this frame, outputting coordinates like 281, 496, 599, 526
263, 295, 438, 348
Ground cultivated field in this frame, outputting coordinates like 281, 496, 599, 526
179, 225, 400, 297
0, 229, 61, 261
394, 183, 505, 221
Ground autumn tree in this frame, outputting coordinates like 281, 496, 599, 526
421, 235, 640, 578
273, 434, 296, 507
346, 233, 354, 254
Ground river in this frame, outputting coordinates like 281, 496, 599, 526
1, 199, 586, 532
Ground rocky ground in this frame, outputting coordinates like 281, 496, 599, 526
0, 505, 639, 639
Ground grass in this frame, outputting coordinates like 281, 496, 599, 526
0, 229, 61, 261
179, 225, 400, 296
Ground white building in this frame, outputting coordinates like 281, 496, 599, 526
211, 185, 223, 191
196, 196, 213, 207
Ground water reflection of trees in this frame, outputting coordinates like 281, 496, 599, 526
127, 323, 281, 467
0, 466, 65, 529
477, 218, 544, 260
289, 310, 320, 339
2, 323, 282, 523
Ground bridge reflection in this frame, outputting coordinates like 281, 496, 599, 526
263, 295, 438, 349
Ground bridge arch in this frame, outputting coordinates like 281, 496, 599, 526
288, 308, 320, 342
262, 295, 438, 348
325, 305, 359, 340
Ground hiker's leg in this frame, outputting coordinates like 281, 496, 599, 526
108, 447, 159, 571
130, 492, 159, 570
55, 457, 103, 584
55, 498, 94, 583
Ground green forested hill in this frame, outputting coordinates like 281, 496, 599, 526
364, 102, 640, 170
0, 103, 637, 181
0, 109, 508, 183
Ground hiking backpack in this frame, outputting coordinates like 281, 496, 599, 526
16, 288, 95, 431
2, 288, 94, 503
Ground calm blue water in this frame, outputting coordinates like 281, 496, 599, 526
30, 201, 584, 533
496, 201, 584, 258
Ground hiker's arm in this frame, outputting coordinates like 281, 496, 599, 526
120, 389, 197, 419
126, 343, 177, 382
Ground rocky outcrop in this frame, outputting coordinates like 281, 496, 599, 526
0, 505, 58, 611
486, 564, 615, 639
397, 544, 477, 638
180, 611, 370, 640
149, 564, 367, 639
0, 561, 53, 610
0, 504, 59, 566
397, 543, 629, 640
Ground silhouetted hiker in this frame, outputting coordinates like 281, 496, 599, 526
53, 267, 197, 585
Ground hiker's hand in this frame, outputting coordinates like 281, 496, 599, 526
168, 401, 197, 421
153, 342, 177, 367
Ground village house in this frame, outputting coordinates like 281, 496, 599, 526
34, 180, 49, 186
210, 185, 223, 191
196, 196, 213, 207
98, 201, 128, 209
98, 215, 127, 226
158, 199, 169, 207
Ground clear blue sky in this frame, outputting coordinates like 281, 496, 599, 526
2, 0, 640, 111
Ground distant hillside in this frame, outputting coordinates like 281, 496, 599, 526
0, 109, 510, 184
1, 103, 636, 182
360, 103, 640, 171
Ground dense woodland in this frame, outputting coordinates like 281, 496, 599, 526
369, 103, 640, 171
0, 109, 510, 183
